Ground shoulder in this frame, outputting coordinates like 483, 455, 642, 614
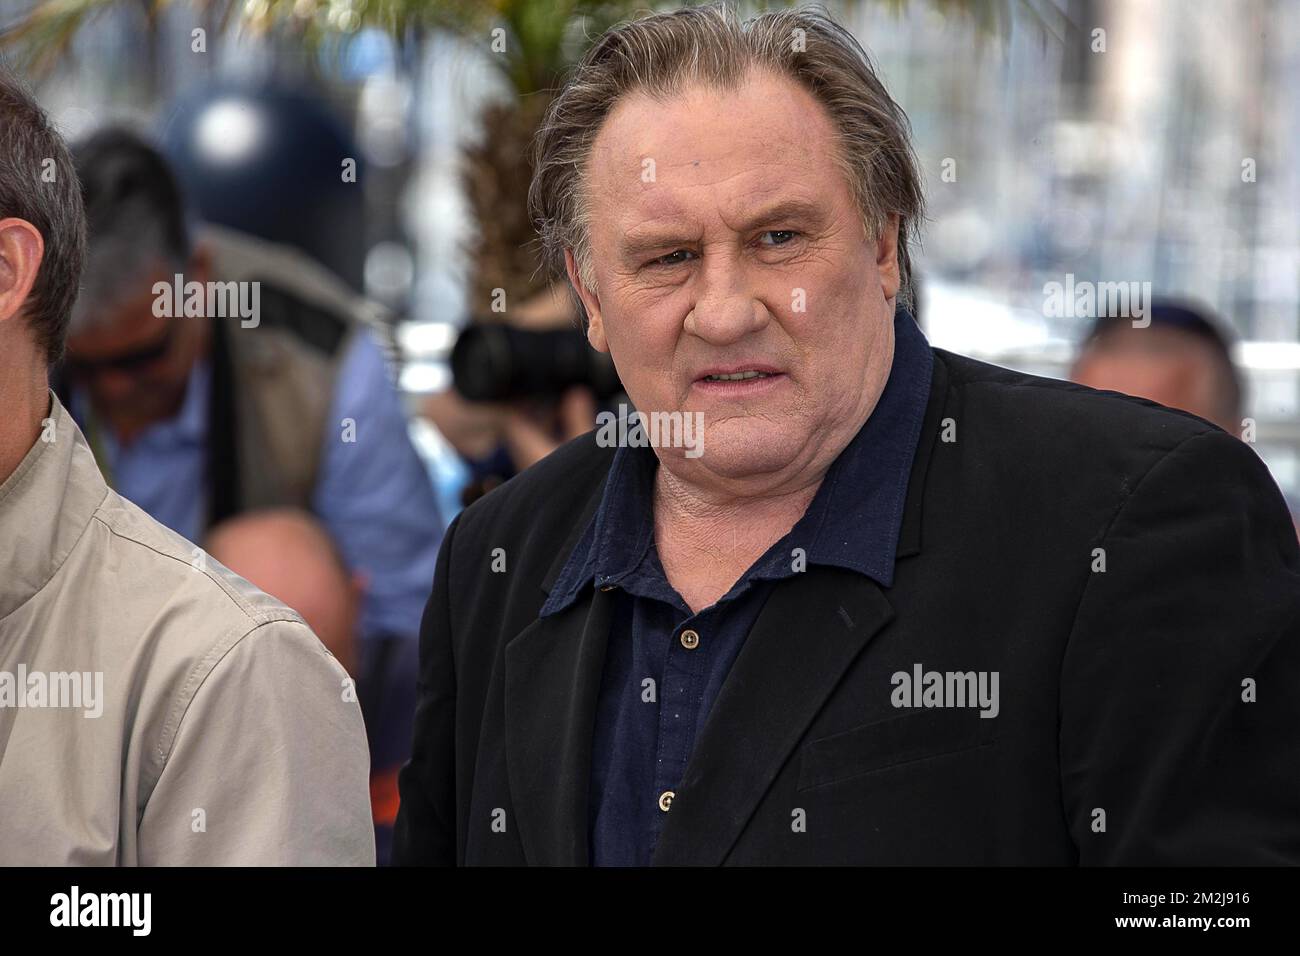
449, 428, 615, 553
75, 490, 353, 782
92, 489, 307, 632
934, 348, 1223, 466
86, 492, 344, 695
925, 349, 1293, 548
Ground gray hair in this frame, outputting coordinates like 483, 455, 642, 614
70, 127, 192, 333
0, 66, 87, 365
528, 2, 925, 326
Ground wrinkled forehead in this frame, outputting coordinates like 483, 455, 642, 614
581, 70, 849, 232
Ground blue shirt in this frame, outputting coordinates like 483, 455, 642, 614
541, 308, 934, 866
73, 330, 443, 643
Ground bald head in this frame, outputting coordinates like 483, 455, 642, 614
206, 509, 361, 677
1072, 323, 1242, 434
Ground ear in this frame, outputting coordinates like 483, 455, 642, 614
564, 247, 608, 353
0, 217, 45, 327
875, 214, 901, 304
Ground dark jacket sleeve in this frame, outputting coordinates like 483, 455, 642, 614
393, 512, 461, 865
1060, 427, 1300, 864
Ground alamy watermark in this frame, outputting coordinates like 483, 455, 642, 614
50, 886, 150, 936
595, 404, 704, 458
891, 663, 1000, 718
1043, 273, 1152, 327
0, 665, 103, 718
153, 274, 261, 328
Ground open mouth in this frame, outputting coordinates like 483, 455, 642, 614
693, 368, 787, 395
701, 370, 776, 382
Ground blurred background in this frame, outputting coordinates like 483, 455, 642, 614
7, 0, 1299, 507
5, 0, 1299, 856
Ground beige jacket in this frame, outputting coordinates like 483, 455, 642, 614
0, 394, 375, 865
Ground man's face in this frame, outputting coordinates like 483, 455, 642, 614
570, 68, 900, 490
65, 258, 203, 426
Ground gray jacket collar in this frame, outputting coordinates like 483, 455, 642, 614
0, 393, 108, 621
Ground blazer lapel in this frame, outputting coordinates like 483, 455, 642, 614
651, 566, 895, 865
503, 578, 614, 866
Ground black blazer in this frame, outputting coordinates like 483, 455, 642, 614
394, 348, 1300, 865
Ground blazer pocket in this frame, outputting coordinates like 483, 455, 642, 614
797, 708, 996, 791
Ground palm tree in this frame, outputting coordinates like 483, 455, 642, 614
2, 0, 1069, 317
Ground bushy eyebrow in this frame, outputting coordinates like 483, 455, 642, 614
619, 197, 826, 259
739, 197, 827, 233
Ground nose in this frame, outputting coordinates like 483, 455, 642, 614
684, 253, 769, 346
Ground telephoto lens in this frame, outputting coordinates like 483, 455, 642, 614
450, 324, 622, 402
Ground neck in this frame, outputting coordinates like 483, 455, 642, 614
0, 357, 49, 488
653, 458, 826, 568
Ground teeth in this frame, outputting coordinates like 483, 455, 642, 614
705, 370, 772, 381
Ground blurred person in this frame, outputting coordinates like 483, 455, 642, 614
1071, 299, 1245, 434
423, 281, 603, 509
0, 69, 374, 865
206, 509, 364, 679
396, 4, 1300, 866
206, 508, 418, 865
59, 127, 442, 649
425, 383, 598, 506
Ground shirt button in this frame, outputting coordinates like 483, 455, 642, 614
658, 790, 675, 812
680, 628, 700, 650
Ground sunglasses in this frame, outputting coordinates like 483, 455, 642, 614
65, 322, 179, 380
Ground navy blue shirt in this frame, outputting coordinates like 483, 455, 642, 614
540, 308, 934, 866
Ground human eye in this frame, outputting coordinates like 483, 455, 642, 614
647, 249, 696, 267
758, 230, 799, 246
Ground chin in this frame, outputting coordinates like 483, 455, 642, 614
681, 419, 801, 477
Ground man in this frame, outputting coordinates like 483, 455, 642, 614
394, 4, 1300, 866
61, 128, 442, 647
0, 70, 374, 864
1071, 300, 1245, 435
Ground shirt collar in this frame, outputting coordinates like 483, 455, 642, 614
0, 393, 109, 620
540, 308, 933, 617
